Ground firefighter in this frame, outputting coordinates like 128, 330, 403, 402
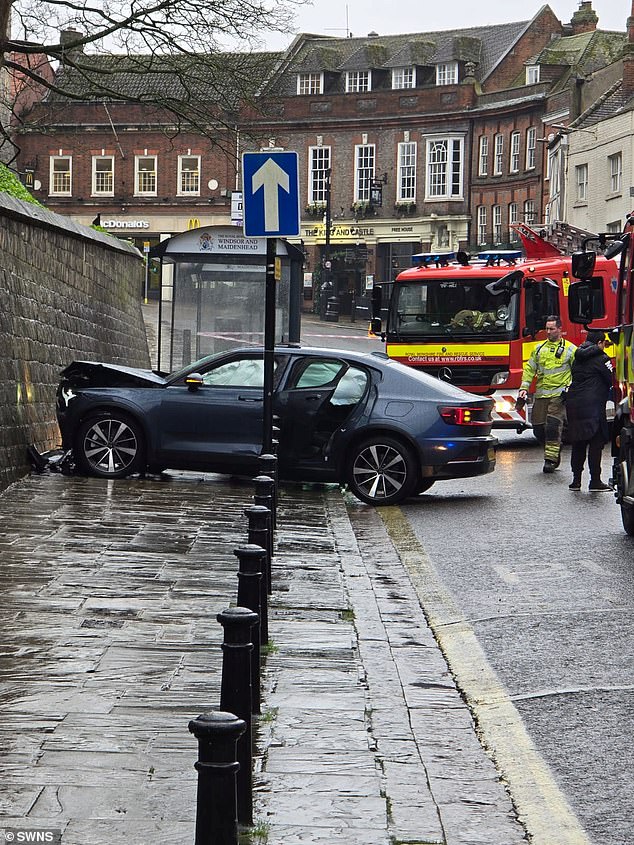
518, 315, 576, 473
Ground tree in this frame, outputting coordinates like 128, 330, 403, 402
0, 0, 302, 160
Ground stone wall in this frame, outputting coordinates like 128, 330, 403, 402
0, 194, 149, 491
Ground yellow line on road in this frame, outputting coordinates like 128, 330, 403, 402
379, 506, 591, 845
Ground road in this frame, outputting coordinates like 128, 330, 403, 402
303, 314, 634, 844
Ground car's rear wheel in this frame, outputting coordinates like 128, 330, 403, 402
76, 412, 145, 479
347, 436, 417, 506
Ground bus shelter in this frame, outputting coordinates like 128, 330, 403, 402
150, 226, 304, 372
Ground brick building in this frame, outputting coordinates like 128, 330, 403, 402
12, 2, 625, 315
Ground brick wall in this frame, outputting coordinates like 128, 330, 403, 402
0, 194, 149, 491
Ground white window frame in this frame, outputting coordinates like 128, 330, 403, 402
424, 136, 464, 200
494, 134, 504, 175
396, 141, 417, 202
608, 152, 622, 194
526, 65, 540, 84
354, 144, 375, 201
392, 67, 415, 89
575, 163, 588, 201
297, 72, 324, 95
135, 155, 157, 196
346, 70, 371, 93
308, 146, 331, 204
178, 155, 201, 196
525, 127, 536, 170
524, 199, 536, 225
510, 132, 520, 173
477, 206, 487, 245
508, 202, 519, 241
49, 155, 72, 196
493, 205, 502, 243
478, 136, 488, 177
91, 155, 114, 196
436, 62, 458, 86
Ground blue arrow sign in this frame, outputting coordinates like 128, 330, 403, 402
242, 151, 300, 237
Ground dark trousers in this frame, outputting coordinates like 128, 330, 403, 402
570, 430, 605, 481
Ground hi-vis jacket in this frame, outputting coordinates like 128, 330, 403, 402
520, 339, 576, 399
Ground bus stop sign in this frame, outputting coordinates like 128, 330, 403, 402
242, 151, 300, 237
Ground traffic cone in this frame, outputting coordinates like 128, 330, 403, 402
367, 322, 376, 338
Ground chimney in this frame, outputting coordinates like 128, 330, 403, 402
624, 1, 634, 100
570, 1, 598, 35
59, 28, 85, 65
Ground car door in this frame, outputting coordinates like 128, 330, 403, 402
157, 353, 285, 470
275, 356, 369, 472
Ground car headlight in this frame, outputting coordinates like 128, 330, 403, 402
490, 371, 510, 386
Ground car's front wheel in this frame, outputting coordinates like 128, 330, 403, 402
347, 436, 417, 506
76, 412, 145, 479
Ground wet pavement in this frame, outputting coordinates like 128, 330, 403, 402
0, 470, 526, 845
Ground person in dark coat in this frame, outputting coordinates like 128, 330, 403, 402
565, 329, 613, 491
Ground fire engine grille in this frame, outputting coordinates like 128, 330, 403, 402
413, 365, 504, 387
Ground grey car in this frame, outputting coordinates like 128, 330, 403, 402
56, 345, 497, 506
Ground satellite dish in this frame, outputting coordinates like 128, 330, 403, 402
208, 179, 219, 190
34, 180, 41, 190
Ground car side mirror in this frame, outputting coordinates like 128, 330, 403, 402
185, 373, 204, 391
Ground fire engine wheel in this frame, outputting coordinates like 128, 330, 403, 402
621, 503, 634, 537
76, 412, 146, 479
347, 436, 417, 506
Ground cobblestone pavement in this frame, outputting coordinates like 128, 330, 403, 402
0, 470, 526, 845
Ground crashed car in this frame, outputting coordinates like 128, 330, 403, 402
56, 346, 497, 506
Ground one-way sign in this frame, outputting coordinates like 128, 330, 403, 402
242, 151, 300, 237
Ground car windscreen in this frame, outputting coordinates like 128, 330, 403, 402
389, 278, 519, 339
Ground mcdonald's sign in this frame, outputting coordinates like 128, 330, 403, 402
187, 218, 201, 230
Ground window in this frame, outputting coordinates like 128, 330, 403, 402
50, 156, 71, 195
608, 152, 622, 193
392, 67, 415, 89
354, 144, 375, 201
425, 136, 463, 199
178, 155, 200, 195
346, 71, 371, 93
526, 65, 540, 84
508, 202, 518, 241
135, 155, 157, 195
606, 220, 622, 234
308, 146, 331, 204
397, 141, 417, 202
477, 206, 487, 245
436, 62, 458, 85
526, 128, 536, 170
494, 135, 504, 175
510, 132, 520, 173
493, 205, 502, 243
575, 163, 588, 201
297, 72, 323, 95
478, 136, 488, 176
524, 199, 536, 225
92, 156, 113, 196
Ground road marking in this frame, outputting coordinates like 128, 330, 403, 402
378, 506, 592, 845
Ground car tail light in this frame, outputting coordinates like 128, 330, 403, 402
438, 405, 492, 426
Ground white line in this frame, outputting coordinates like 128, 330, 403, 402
378, 506, 592, 845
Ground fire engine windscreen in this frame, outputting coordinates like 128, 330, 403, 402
390, 279, 518, 339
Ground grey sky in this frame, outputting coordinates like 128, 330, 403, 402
261, 1, 628, 50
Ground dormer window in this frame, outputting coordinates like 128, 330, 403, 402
435, 62, 458, 86
392, 67, 415, 89
526, 65, 540, 85
297, 72, 324, 95
346, 70, 371, 93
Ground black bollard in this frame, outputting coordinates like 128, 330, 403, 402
188, 711, 246, 845
244, 504, 272, 621
253, 474, 274, 571
234, 544, 266, 714
218, 606, 259, 827
259, 452, 278, 530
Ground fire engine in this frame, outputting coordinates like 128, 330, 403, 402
568, 220, 634, 537
378, 225, 619, 430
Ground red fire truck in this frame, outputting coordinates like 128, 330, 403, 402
380, 225, 619, 430
568, 222, 634, 536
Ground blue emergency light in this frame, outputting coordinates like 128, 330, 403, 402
477, 250, 523, 266
411, 251, 456, 267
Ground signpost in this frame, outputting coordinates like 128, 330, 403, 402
242, 151, 300, 452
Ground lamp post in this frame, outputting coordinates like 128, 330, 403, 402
320, 168, 333, 319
